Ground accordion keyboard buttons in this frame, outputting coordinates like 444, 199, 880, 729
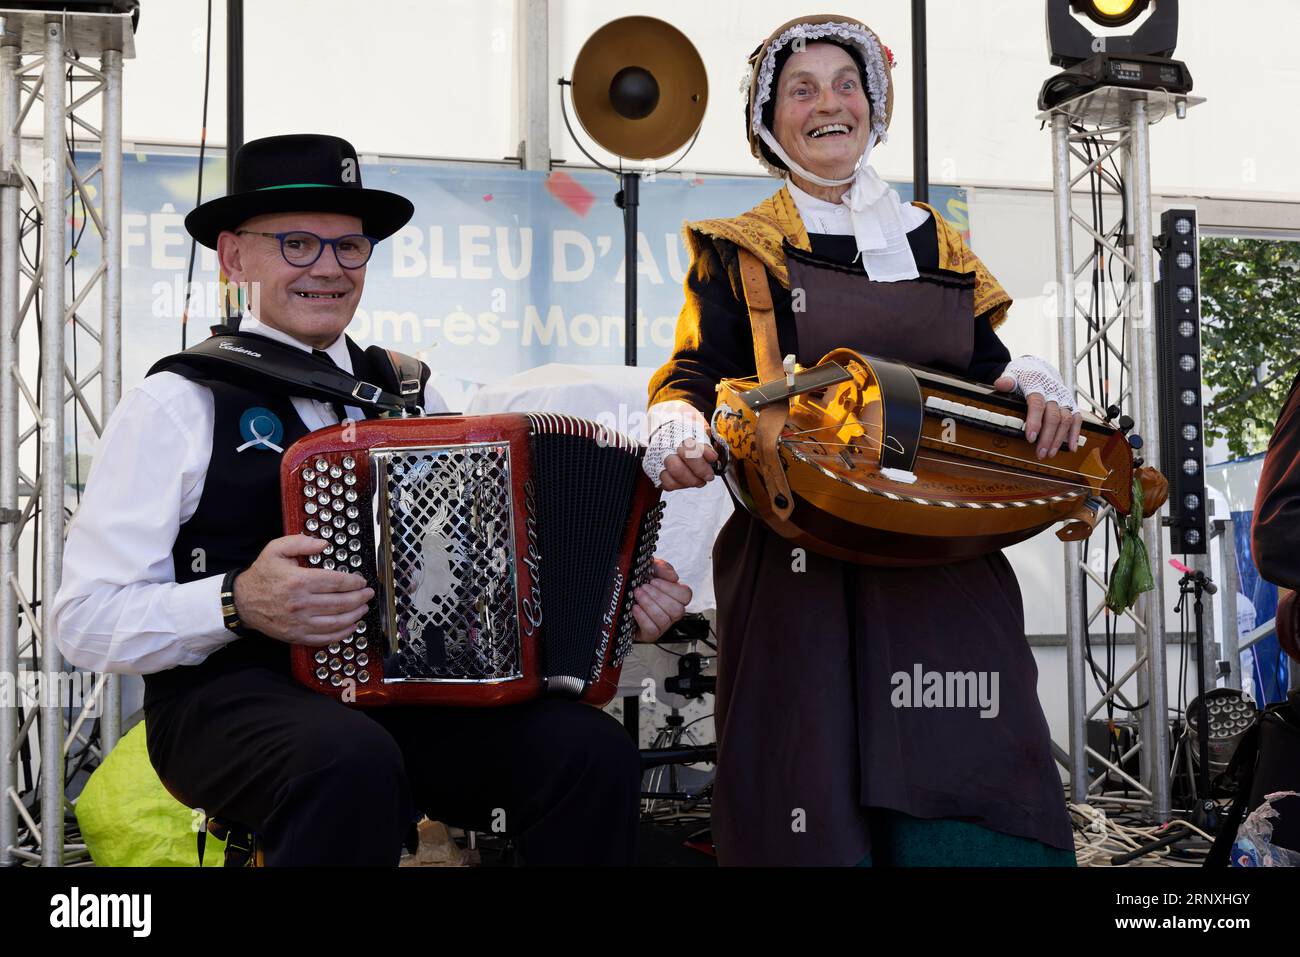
297, 458, 376, 690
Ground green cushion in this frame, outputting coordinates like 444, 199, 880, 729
75, 722, 227, 867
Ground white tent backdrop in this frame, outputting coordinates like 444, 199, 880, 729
59, 0, 1300, 200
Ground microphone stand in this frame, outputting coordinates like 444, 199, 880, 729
1174, 563, 1219, 831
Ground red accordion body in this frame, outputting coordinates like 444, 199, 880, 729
280, 414, 663, 707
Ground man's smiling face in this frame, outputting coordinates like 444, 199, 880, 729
217, 211, 366, 349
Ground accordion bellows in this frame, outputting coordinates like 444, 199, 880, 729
281, 414, 664, 707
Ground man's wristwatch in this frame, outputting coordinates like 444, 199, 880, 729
220, 567, 246, 633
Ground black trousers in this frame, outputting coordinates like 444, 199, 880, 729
143, 666, 641, 866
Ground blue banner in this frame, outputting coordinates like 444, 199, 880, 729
68, 151, 967, 404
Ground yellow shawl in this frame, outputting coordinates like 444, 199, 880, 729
683, 185, 1012, 328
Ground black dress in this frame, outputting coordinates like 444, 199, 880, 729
649, 211, 1076, 865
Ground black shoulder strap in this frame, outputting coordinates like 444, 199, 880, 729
370, 346, 425, 400
148, 334, 420, 414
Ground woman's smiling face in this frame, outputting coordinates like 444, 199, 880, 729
771, 42, 871, 181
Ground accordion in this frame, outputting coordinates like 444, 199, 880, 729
280, 414, 664, 707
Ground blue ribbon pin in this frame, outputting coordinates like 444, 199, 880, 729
237, 407, 285, 453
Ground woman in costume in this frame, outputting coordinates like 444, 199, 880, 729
645, 15, 1083, 866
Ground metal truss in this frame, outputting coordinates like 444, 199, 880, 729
1, 7, 133, 866
1042, 86, 1204, 821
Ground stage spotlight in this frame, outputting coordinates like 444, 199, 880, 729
1076, 0, 1150, 28
1040, 0, 1191, 109
1047, 0, 1176, 66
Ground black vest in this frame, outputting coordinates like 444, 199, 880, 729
142, 331, 429, 709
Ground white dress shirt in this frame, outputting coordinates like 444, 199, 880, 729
51, 318, 447, 675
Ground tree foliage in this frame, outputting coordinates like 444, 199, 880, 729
1198, 237, 1300, 459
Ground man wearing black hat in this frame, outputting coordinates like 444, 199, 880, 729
52, 134, 692, 865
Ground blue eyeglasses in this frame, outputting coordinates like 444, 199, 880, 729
236, 230, 378, 269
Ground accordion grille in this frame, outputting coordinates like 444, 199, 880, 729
378, 442, 521, 682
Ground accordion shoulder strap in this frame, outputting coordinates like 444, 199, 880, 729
372, 347, 425, 399
148, 334, 415, 414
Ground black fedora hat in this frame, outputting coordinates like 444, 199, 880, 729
184, 133, 414, 249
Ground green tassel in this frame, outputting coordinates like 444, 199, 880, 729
1105, 476, 1155, 613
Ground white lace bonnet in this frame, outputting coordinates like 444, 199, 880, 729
742, 14, 897, 177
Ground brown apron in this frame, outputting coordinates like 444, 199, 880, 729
710, 244, 1073, 865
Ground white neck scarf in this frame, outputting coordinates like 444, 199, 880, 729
758, 125, 927, 282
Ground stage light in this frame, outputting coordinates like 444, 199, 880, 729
1187, 689, 1257, 777
1157, 208, 1206, 554
1041, 1, 1189, 108
1078, 0, 1150, 28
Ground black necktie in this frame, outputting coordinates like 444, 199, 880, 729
311, 349, 349, 423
